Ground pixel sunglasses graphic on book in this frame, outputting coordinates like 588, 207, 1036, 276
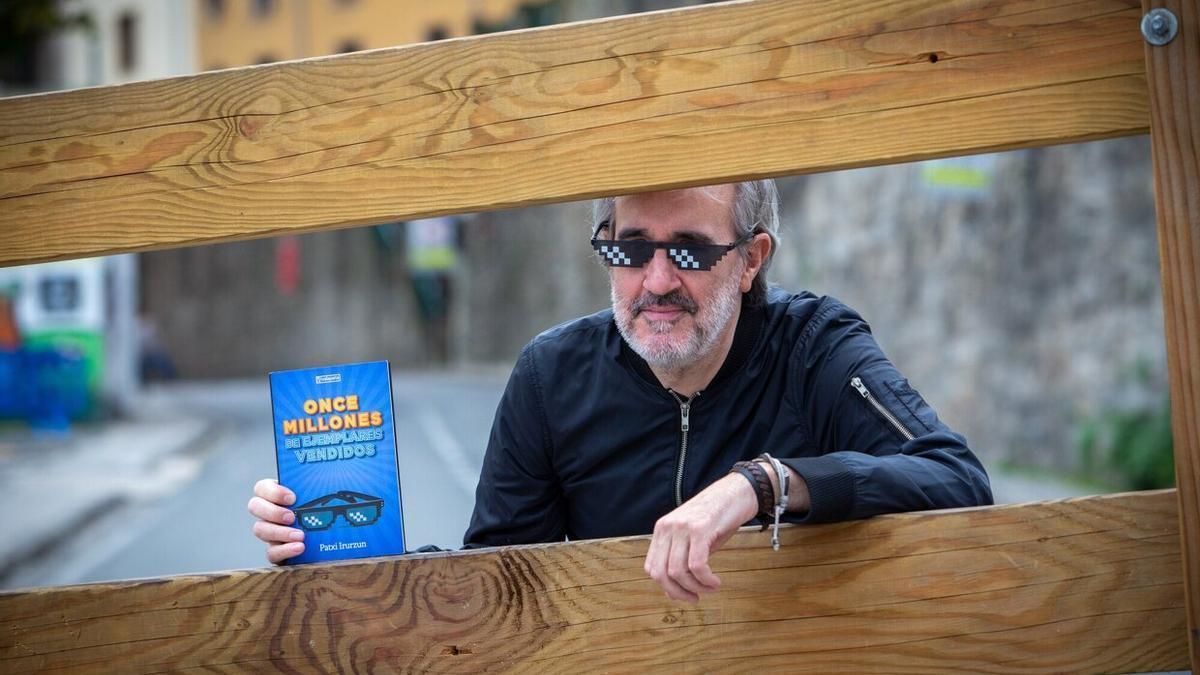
294, 490, 385, 531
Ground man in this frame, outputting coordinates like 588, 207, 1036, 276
250, 180, 992, 603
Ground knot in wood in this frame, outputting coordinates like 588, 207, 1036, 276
238, 116, 263, 140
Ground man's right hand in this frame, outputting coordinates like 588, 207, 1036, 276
247, 478, 305, 565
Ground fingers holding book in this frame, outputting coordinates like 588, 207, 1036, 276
248, 478, 305, 565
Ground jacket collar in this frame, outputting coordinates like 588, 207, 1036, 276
619, 294, 766, 394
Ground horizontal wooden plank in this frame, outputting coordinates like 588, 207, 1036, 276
0, 491, 1187, 673
0, 0, 1148, 267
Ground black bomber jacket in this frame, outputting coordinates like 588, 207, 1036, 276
464, 288, 993, 546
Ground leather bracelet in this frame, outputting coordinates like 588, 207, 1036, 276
730, 460, 774, 520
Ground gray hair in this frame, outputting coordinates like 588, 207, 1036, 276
591, 180, 780, 305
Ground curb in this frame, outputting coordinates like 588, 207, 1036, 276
0, 495, 126, 587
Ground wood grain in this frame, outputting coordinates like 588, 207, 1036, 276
0, 491, 1187, 673
1142, 0, 1200, 669
0, 0, 1149, 267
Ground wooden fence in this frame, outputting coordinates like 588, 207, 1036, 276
0, 0, 1195, 671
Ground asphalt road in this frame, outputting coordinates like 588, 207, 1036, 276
14, 370, 507, 587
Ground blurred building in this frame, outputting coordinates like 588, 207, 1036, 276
54, 0, 196, 88
195, 0, 555, 70
0, 1, 199, 419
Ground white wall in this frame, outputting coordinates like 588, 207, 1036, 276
54, 0, 196, 89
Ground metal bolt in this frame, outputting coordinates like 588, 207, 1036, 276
1142, 8, 1178, 46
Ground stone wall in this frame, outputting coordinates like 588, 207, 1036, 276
140, 227, 431, 377
772, 137, 1165, 471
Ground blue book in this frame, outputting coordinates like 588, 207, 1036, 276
269, 361, 406, 564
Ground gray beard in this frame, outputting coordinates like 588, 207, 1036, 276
612, 272, 743, 375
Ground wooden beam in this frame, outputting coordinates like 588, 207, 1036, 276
0, 491, 1187, 673
1142, 0, 1200, 669
0, 0, 1149, 267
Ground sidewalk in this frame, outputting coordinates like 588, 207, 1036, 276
0, 393, 213, 586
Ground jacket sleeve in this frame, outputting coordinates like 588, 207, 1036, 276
463, 345, 567, 547
780, 300, 993, 523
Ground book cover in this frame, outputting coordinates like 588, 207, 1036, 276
269, 360, 405, 564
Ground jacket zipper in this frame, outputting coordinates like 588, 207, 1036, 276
669, 390, 697, 507
850, 377, 915, 441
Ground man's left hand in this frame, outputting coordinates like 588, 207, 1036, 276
643, 473, 759, 603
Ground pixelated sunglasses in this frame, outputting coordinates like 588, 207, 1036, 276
293, 490, 384, 530
590, 223, 754, 271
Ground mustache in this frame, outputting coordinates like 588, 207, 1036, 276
630, 290, 698, 315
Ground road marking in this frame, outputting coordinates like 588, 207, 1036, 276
413, 404, 479, 497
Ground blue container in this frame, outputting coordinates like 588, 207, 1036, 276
0, 347, 88, 427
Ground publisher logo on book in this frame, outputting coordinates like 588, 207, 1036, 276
315, 373, 342, 384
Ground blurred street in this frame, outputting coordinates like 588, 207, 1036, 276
0, 368, 508, 589
0, 370, 1094, 591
